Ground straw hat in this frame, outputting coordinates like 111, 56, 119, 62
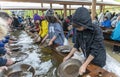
57, 59, 82, 77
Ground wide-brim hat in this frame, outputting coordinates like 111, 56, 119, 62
57, 59, 82, 77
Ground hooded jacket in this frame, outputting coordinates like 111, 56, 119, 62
111, 21, 120, 41
39, 19, 48, 38
73, 7, 106, 67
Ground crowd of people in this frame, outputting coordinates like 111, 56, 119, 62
25, 7, 107, 75
0, 7, 120, 76
0, 12, 15, 72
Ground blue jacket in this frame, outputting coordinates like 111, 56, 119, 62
0, 47, 6, 55
0, 58, 7, 66
2, 38, 9, 44
0, 41, 5, 47
111, 21, 120, 41
102, 20, 111, 28
2, 35, 10, 44
48, 23, 65, 45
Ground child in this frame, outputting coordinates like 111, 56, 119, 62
41, 9, 68, 46
63, 7, 106, 75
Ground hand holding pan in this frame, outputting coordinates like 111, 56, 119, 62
10, 52, 29, 64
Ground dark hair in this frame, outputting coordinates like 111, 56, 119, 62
106, 10, 109, 12
95, 16, 98, 20
47, 16, 59, 23
0, 12, 10, 21
104, 16, 108, 20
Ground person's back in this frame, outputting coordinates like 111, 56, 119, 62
48, 22, 65, 45
102, 17, 111, 28
13, 17, 20, 28
111, 16, 120, 41
105, 11, 112, 20
63, 18, 70, 31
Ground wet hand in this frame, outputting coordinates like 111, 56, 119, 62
63, 56, 70, 62
40, 40, 45, 45
79, 64, 87, 75
0, 66, 8, 72
6, 59, 15, 66
7, 50, 12, 55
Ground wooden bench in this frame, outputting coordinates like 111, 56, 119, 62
104, 39, 120, 46
82, 64, 117, 77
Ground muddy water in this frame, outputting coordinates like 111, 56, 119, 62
11, 30, 60, 77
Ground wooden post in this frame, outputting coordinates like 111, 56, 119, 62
100, 5, 103, 13
91, 0, 96, 20
103, 5, 105, 13
32, 10, 34, 14
61, 10, 62, 15
100, 0, 103, 13
64, 4, 67, 18
50, 3, 52, 9
69, 5, 71, 15
41, 3, 44, 14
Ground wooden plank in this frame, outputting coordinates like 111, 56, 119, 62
91, 0, 96, 20
83, 64, 117, 77
104, 40, 120, 46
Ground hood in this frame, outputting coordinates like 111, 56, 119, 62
34, 14, 41, 21
72, 7, 94, 30
45, 9, 54, 17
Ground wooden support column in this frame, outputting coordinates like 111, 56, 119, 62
61, 10, 62, 15
41, 3, 44, 14
50, 3, 52, 9
64, 4, 67, 18
103, 5, 105, 13
32, 10, 34, 14
100, 0, 103, 13
69, 5, 71, 15
100, 5, 103, 13
91, 0, 96, 20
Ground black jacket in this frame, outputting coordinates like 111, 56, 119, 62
73, 7, 106, 67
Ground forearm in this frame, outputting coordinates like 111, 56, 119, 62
43, 34, 49, 41
67, 47, 77, 57
83, 55, 94, 67
49, 36, 57, 43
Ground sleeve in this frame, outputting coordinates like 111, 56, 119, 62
41, 20, 48, 38
0, 47, 7, 55
73, 35, 80, 50
2, 38, 9, 44
0, 58, 7, 66
54, 23, 63, 37
90, 28, 104, 57
5, 35, 10, 40
0, 42, 5, 47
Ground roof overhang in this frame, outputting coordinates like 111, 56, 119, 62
1, 0, 120, 6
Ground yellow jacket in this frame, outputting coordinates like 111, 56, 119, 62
39, 20, 48, 38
